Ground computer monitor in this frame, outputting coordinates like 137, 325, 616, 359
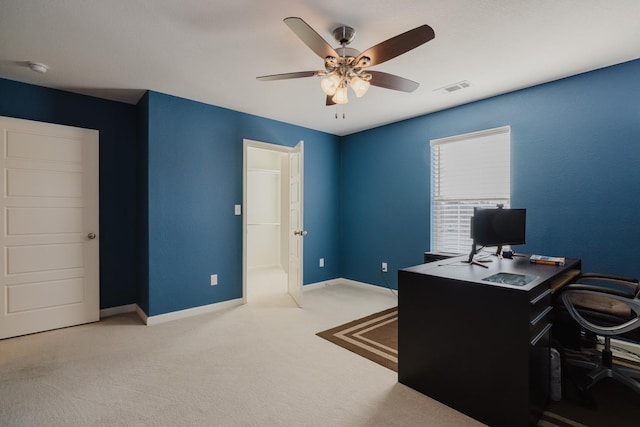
468, 206, 526, 262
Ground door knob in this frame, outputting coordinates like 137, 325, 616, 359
294, 230, 308, 236
88, 233, 96, 240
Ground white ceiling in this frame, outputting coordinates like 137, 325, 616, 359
1, 0, 640, 136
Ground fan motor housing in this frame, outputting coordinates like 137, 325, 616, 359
335, 46, 360, 59
332, 25, 356, 45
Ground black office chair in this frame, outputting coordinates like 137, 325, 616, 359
558, 273, 640, 393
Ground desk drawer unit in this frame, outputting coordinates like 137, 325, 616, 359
528, 286, 553, 424
398, 256, 581, 427
530, 287, 552, 346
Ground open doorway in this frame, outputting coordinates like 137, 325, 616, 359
243, 140, 304, 306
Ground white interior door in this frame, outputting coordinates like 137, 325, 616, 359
0, 116, 99, 340
287, 141, 304, 307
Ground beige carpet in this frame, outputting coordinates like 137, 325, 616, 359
0, 283, 484, 427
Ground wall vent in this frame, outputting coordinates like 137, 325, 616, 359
433, 80, 472, 95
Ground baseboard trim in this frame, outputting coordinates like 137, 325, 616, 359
304, 278, 397, 295
135, 305, 148, 324
143, 298, 244, 326
303, 278, 343, 291
340, 278, 398, 294
100, 304, 137, 319
102, 279, 395, 326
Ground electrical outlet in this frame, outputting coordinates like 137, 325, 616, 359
319, 258, 325, 267
382, 262, 388, 273
210, 274, 218, 286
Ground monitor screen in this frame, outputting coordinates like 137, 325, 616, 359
471, 207, 526, 247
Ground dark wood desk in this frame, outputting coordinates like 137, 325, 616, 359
398, 255, 581, 427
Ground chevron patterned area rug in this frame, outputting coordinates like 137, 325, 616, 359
317, 307, 640, 427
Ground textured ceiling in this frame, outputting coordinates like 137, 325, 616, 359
1, 0, 640, 135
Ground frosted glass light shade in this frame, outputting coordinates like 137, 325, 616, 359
332, 86, 348, 104
349, 76, 370, 97
320, 74, 341, 96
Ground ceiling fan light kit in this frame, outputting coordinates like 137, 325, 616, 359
320, 73, 341, 96
257, 17, 435, 107
349, 75, 370, 98
332, 84, 349, 104
317, 24, 372, 104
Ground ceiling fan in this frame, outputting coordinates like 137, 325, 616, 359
257, 17, 435, 106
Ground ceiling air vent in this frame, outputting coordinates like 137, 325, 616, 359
433, 80, 472, 95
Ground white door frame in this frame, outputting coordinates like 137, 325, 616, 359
242, 139, 303, 305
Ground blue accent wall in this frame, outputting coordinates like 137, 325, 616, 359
0, 78, 139, 309
2, 57, 639, 315
340, 59, 640, 288
142, 91, 340, 316
137, 92, 150, 314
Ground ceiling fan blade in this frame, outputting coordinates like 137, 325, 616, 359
356, 25, 435, 67
368, 71, 420, 92
326, 95, 336, 106
256, 71, 318, 81
284, 17, 339, 60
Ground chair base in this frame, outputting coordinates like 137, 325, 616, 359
567, 346, 640, 394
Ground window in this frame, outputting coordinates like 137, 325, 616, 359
431, 126, 511, 254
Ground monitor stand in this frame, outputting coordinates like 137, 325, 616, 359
467, 244, 492, 268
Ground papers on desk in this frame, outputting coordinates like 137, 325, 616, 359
482, 272, 538, 286
530, 254, 566, 266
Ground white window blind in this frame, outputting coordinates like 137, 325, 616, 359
431, 126, 511, 254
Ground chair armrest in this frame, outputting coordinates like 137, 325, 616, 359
565, 283, 637, 299
561, 290, 640, 335
578, 272, 639, 284
575, 273, 640, 298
